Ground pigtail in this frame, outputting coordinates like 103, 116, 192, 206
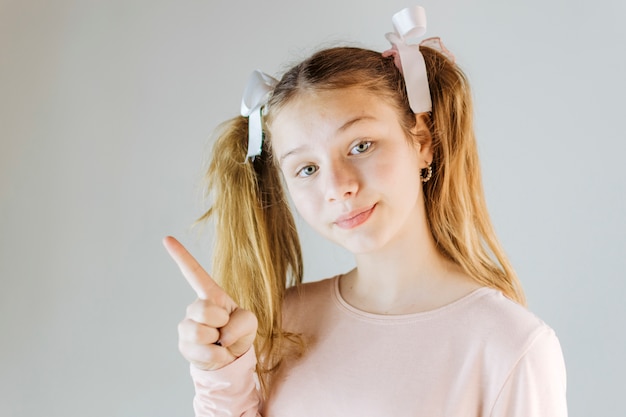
198, 116, 303, 394
420, 47, 526, 305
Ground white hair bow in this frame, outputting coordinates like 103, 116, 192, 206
240, 70, 278, 160
383, 6, 432, 113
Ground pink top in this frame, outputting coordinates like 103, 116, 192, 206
190, 277, 567, 416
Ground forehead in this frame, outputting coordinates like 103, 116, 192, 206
268, 88, 399, 147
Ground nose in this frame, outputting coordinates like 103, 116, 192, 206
324, 159, 359, 202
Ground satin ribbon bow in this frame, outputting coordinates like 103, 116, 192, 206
240, 70, 278, 160
383, 6, 431, 113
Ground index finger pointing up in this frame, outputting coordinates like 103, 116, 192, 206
162, 236, 226, 303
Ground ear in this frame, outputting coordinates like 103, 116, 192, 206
410, 112, 433, 169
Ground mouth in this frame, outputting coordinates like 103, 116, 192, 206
334, 204, 377, 229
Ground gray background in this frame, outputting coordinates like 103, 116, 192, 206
1, 0, 624, 416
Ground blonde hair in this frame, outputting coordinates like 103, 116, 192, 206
199, 45, 525, 394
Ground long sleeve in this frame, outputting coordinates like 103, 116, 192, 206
189, 348, 262, 417
489, 328, 568, 417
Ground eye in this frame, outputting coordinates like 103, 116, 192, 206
350, 141, 372, 155
297, 165, 318, 177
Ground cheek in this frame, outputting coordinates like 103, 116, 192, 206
286, 184, 328, 231
369, 151, 418, 187
284, 182, 316, 215
377, 151, 423, 197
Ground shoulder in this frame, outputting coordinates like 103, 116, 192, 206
456, 289, 567, 411
281, 276, 338, 331
479, 291, 567, 416
284, 276, 337, 311
458, 288, 563, 369
466, 288, 550, 332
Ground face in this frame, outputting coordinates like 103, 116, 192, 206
270, 88, 432, 255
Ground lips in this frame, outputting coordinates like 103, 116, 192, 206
334, 204, 376, 229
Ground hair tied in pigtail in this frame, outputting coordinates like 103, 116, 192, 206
382, 6, 454, 114
240, 70, 278, 161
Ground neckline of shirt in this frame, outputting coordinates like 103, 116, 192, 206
330, 275, 495, 323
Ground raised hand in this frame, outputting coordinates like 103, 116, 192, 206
163, 236, 258, 370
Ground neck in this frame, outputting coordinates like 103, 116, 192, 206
340, 200, 479, 314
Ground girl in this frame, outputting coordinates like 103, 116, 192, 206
164, 6, 567, 416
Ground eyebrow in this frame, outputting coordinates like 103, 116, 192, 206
278, 115, 377, 165
338, 115, 376, 132
279, 145, 310, 165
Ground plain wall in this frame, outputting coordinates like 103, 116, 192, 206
1, 0, 624, 416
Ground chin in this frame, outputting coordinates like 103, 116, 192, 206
334, 234, 389, 255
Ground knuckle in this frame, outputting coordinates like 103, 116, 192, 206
246, 309, 259, 326
185, 303, 194, 317
178, 318, 192, 335
178, 319, 206, 344
192, 325, 206, 341
236, 307, 259, 329
211, 307, 230, 327
185, 298, 204, 318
